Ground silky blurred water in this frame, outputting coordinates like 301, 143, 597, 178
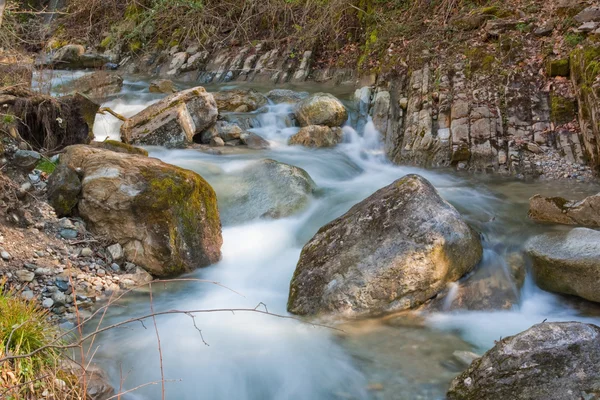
45, 71, 600, 400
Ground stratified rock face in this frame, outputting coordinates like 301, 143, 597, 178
448, 322, 600, 400
525, 227, 600, 303
62, 145, 222, 277
64, 71, 123, 101
529, 193, 600, 227
288, 125, 343, 148
212, 89, 268, 112
294, 93, 348, 127
47, 164, 82, 217
120, 86, 218, 148
216, 159, 316, 225
288, 174, 482, 316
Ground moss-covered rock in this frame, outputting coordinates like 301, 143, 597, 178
91, 140, 149, 156
550, 94, 577, 124
61, 145, 222, 277
546, 58, 570, 77
47, 163, 82, 217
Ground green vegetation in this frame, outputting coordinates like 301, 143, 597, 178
566, 33, 586, 47
550, 94, 577, 125
0, 283, 59, 395
546, 58, 570, 77
36, 158, 57, 174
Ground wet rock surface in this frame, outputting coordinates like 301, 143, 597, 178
288, 174, 483, 316
526, 227, 600, 303
448, 322, 600, 400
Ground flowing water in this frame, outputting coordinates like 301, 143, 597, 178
45, 71, 600, 399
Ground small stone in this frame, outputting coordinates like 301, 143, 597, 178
110, 263, 121, 272
15, 270, 35, 282
125, 262, 136, 272
55, 278, 70, 292
13, 150, 41, 172
52, 291, 69, 306
60, 229, 78, 239
80, 247, 93, 257
1, 251, 11, 261
210, 137, 225, 147
107, 243, 124, 261
42, 298, 54, 308
21, 290, 35, 300
59, 218, 76, 230
34, 267, 53, 276
96, 268, 106, 277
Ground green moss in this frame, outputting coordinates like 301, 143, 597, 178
93, 140, 149, 156
546, 59, 570, 77
134, 165, 220, 276
35, 159, 57, 174
551, 95, 577, 124
99, 36, 113, 49
129, 40, 142, 52
565, 33, 586, 47
464, 47, 496, 77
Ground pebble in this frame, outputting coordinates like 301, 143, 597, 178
59, 229, 78, 239
110, 263, 121, 272
42, 298, 54, 308
80, 247, 93, 257
58, 218, 76, 230
55, 278, 70, 292
107, 243, 124, 261
52, 292, 69, 306
96, 268, 106, 277
1, 250, 11, 261
15, 269, 35, 282
21, 290, 35, 300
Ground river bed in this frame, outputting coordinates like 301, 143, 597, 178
45, 71, 600, 400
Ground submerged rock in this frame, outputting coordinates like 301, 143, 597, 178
212, 89, 268, 112
240, 132, 270, 149
294, 93, 348, 127
525, 227, 600, 303
121, 86, 218, 148
528, 193, 600, 227
47, 164, 82, 217
216, 159, 315, 225
288, 125, 343, 148
288, 174, 482, 316
447, 322, 600, 400
62, 145, 222, 277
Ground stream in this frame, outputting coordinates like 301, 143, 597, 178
44, 71, 600, 399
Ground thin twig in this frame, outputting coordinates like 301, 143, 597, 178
148, 282, 166, 400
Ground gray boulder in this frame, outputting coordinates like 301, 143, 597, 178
149, 79, 176, 94
200, 121, 244, 143
528, 193, 600, 227
240, 132, 270, 149
47, 164, 82, 217
288, 174, 483, 316
294, 93, 348, 127
525, 227, 600, 303
448, 322, 600, 400
215, 159, 315, 225
121, 86, 218, 148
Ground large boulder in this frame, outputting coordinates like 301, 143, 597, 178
447, 322, 600, 400
120, 87, 218, 148
212, 89, 268, 112
63, 71, 123, 101
200, 121, 244, 144
294, 93, 348, 127
288, 174, 483, 316
528, 193, 600, 227
215, 159, 315, 225
61, 145, 222, 277
47, 164, 82, 217
525, 227, 600, 303
288, 125, 343, 148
